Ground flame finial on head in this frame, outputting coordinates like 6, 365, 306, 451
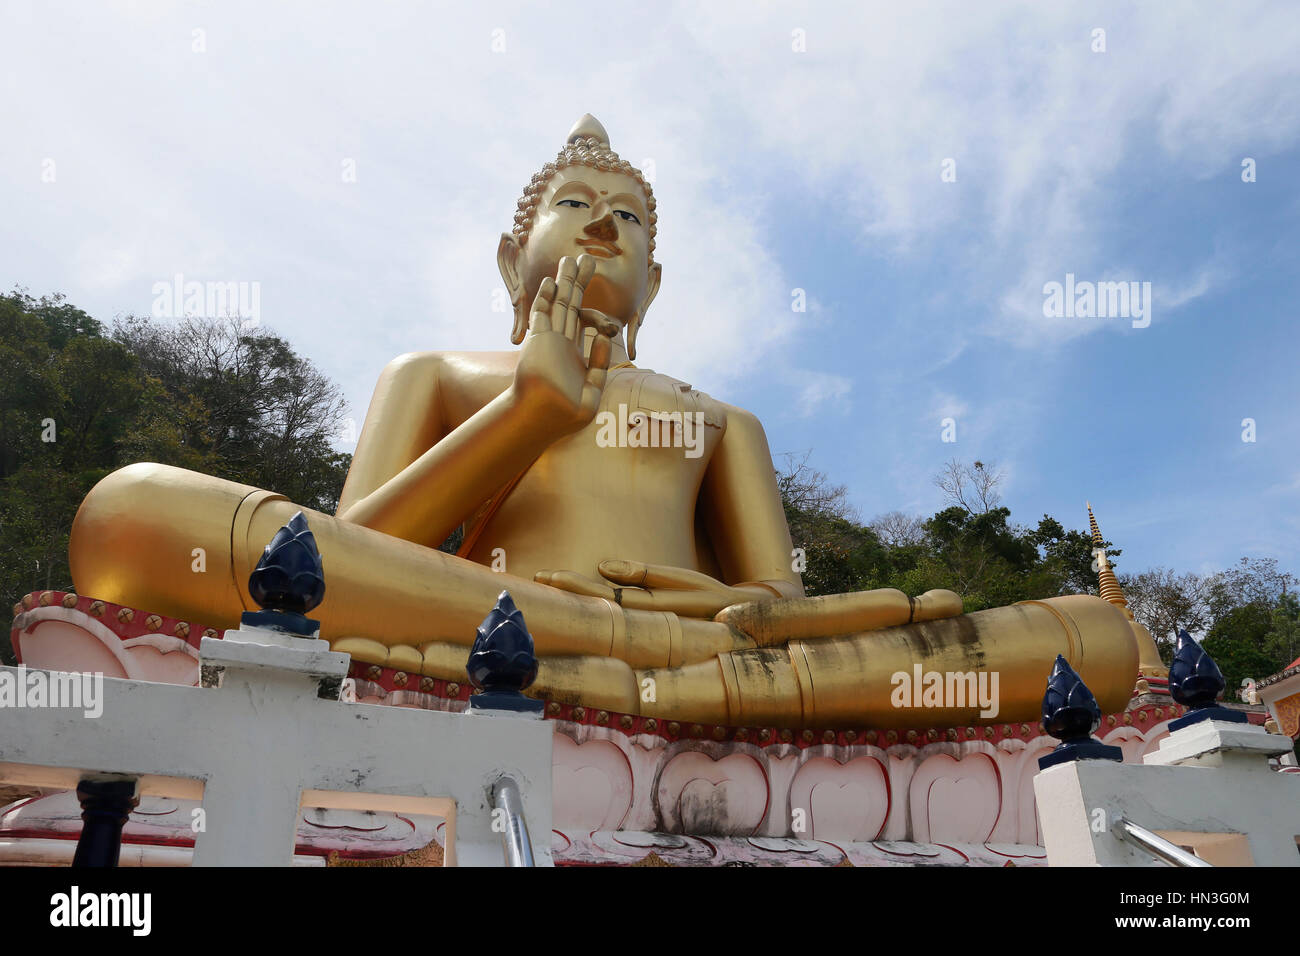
567, 113, 610, 147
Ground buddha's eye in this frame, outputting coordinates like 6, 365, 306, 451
557, 199, 589, 209
614, 210, 641, 225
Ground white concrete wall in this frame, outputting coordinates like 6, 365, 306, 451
1034, 720, 1300, 866
0, 627, 554, 866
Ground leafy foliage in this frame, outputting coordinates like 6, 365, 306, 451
1202, 604, 1282, 699
0, 291, 351, 641
776, 453, 1297, 689
779, 454, 1105, 612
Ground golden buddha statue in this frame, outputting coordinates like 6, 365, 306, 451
68, 115, 1154, 728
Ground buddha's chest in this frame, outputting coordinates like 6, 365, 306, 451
589, 368, 724, 466
525, 369, 725, 493
599, 369, 724, 423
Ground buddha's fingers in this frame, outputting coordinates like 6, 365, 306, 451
529, 277, 558, 334
579, 307, 620, 339
616, 587, 735, 619
598, 560, 724, 592
535, 569, 618, 601
581, 330, 613, 415
564, 255, 596, 342
551, 256, 580, 337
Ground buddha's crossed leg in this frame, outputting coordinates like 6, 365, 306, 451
70, 463, 1139, 725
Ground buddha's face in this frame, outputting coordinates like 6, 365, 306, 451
519, 165, 654, 323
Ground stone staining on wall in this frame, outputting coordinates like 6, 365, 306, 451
350, 664, 1206, 848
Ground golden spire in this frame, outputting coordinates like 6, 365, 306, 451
1087, 502, 1130, 615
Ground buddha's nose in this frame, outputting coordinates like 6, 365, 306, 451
583, 211, 619, 242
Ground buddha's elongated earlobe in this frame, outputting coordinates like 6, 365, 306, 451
628, 261, 662, 360
496, 233, 528, 344
510, 301, 528, 345
627, 314, 641, 360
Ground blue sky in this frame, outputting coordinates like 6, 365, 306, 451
2, 1, 1296, 580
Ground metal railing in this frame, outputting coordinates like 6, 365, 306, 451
1112, 814, 1212, 867
492, 776, 535, 867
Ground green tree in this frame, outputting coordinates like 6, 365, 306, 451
775, 456, 1105, 610
0, 292, 136, 608
776, 451, 891, 596
1118, 568, 1210, 663
1264, 591, 1300, 667
1031, 514, 1117, 597
1202, 557, 1298, 677
1202, 603, 1282, 701
111, 315, 351, 513
1, 292, 354, 661
0, 293, 64, 480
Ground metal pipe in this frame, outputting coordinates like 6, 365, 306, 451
1112, 814, 1212, 867
492, 776, 535, 867
73, 776, 139, 868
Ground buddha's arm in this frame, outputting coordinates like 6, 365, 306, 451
336, 352, 564, 549
699, 406, 805, 600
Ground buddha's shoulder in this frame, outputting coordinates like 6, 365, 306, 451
380, 350, 517, 383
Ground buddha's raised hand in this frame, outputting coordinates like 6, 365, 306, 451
534, 560, 783, 619
512, 254, 621, 434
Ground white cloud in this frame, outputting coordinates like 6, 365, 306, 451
2, 0, 1296, 460
674, 1, 1300, 349
793, 373, 852, 417
928, 391, 969, 428
1155, 259, 1229, 311
0, 1, 819, 417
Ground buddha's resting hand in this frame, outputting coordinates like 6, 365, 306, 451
512, 254, 622, 435
534, 560, 784, 619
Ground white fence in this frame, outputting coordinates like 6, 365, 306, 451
0, 624, 553, 866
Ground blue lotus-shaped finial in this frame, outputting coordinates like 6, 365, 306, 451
1041, 655, 1101, 742
1163, 629, 1248, 730
1037, 655, 1123, 769
247, 511, 325, 615
467, 590, 539, 696
1168, 630, 1225, 709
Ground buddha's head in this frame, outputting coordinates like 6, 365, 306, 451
498, 115, 662, 358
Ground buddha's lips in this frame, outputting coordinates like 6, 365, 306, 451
577, 239, 621, 258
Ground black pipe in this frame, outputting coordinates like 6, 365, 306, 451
72, 777, 139, 868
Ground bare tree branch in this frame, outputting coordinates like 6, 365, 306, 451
775, 450, 859, 523
869, 510, 926, 547
933, 458, 1004, 515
